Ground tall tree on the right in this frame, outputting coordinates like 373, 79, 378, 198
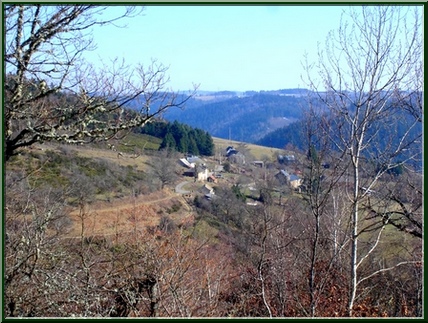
303, 6, 423, 317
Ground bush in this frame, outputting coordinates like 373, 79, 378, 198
159, 215, 177, 233
166, 203, 181, 214
223, 161, 231, 172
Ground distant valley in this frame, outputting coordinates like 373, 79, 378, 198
163, 89, 309, 144
161, 89, 421, 170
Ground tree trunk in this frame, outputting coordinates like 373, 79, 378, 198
348, 154, 359, 317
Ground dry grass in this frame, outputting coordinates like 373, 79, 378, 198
213, 137, 282, 160
27, 142, 193, 237
67, 189, 193, 238
66, 145, 150, 171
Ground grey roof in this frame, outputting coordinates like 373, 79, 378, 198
187, 156, 202, 164
289, 174, 300, 182
280, 169, 290, 177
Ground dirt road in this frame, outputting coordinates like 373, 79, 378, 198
67, 188, 193, 238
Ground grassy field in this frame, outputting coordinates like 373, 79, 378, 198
212, 136, 282, 161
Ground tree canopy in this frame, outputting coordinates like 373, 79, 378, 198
141, 120, 214, 156
4, 5, 196, 161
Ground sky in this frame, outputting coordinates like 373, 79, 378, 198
84, 5, 359, 92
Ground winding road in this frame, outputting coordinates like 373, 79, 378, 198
175, 181, 192, 195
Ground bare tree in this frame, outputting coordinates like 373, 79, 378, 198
299, 102, 352, 316
4, 172, 75, 316
304, 6, 423, 316
4, 5, 196, 161
148, 149, 180, 190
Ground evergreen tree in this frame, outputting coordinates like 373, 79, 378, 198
171, 120, 184, 143
140, 121, 168, 137
178, 132, 189, 153
188, 136, 199, 155
160, 132, 176, 150
202, 131, 215, 156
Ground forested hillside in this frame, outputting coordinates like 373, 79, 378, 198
256, 99, 422, 171
256, 119, 306, 151
164, 92, 306, 142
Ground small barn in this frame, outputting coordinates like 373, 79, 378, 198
253, 161, 264, 168
200, 184, 215, 200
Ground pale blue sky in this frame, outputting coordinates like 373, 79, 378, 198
85, 5, 348, 92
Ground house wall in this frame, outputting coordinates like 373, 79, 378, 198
197, 168, 209, 181
290, 179, 302, 189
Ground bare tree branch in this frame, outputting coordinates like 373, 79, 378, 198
4, 5, 197, 161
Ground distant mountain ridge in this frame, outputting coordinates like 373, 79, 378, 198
163, 90, 309, 142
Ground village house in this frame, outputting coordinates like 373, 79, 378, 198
278, 154, 296, 165
226, 146, 245, 165
179, 155, 211, 182
253, 160, 264, 168
275, 169, 302, 190
275, 169, 290, 185
187, 155, 204, 165
200, 184, 215, 200
183, 166, 209, 182
288, 174, 302, 190
226, 146, 238, 156
179, 158, 193, 168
